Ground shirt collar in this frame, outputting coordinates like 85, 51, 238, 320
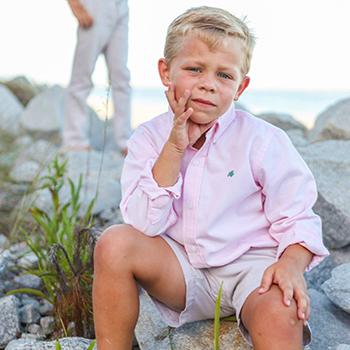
209, 102, 236, 144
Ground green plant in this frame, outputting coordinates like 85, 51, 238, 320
7, 156, 97, 338
55, 339, 96, 350
213, 282, 237, 350
214, 282, 224, 350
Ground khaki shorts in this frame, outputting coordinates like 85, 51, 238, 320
148, 234, 311, 347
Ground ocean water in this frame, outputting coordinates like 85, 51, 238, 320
88, 87, 350, 130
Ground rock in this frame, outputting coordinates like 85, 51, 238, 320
0, 234, 9, 250
305, 255, 335, 292
0, 295, 20, 348
27, 323, 42, 337
38, 300, 54, 316
286, 128, 309, 148
329, 245, 350, 266
337, 345, 350, 350
322, 263, 350, 314
135, 289, 251, 350
299, 143, 350, 248
19, 85, 65, 138
0, 84, 23, 137
308, 289, 350, 349
18, 85, 113, 151
309, 97, 350, 142
18, 252, 39, 269
257, 112, 306, 131
19, 303, 41, 324
300, 140, 350, 165
16, 139, 58, 166
14, 274, 42, 289
4, 337, 96, 350
3, 76, 42, 106
9, 160, 41, 183
40, 316, 55, 335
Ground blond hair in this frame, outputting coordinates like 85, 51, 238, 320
164, 6, 256, 75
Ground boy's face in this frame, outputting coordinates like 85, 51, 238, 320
159, 35, 250, 124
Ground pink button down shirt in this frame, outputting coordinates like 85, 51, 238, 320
120, 104, 329, 270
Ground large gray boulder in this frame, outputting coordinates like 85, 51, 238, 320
18, 85, 114, 151
308, 289, 350, 350
308, 97, 350, 142
2, 76, 42, 106
322, 263, 350, 314
0, 295, 20, 348
0, 84, 24, 137
135, 289, 251, 350
19, 85, 65, 139
300, 141, 350, 248
258, 112, 306, 131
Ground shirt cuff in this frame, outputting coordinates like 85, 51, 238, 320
276, 230, 330, 272
138, 158, 183, 200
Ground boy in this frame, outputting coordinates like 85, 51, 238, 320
63, 0, 131, 155
93, 6, 329, 350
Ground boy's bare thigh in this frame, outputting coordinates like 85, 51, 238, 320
98, 224, 186, 312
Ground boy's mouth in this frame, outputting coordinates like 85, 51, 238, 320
191, 98, 216, 107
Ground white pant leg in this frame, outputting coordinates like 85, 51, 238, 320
63, 0, 115, 148
104, 0, 131, 150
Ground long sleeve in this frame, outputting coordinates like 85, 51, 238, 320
256, 128, 329, 271
120, 126, 182, 236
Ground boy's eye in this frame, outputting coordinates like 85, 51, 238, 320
217, 72, 233, 80
186, 67, 201, 72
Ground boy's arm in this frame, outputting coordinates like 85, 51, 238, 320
67, 0, 93, 28
257, 128, 329, 270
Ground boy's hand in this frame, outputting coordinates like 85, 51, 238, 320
165, 83, 216, 152
258, 257, 310, 324
68, 0, 94, 28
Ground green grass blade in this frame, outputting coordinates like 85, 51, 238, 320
55, 340, 62, 350
214, 281, 224, 350
86, 339, 96, 350
6, 288, 53, 303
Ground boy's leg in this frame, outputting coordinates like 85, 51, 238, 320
93, 224, 186, 350
240, 285, 304, 350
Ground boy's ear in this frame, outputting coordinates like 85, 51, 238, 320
234, 76, 250, 101
158, 58, 171, 87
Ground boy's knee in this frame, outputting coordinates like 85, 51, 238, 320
94, 224, 137, 268
253, 288, 301, 335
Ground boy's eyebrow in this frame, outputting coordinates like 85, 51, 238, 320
185, 60, 239, 73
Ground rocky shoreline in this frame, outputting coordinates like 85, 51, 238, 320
0, 76, 350, 349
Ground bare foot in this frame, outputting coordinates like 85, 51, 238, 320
68, 0, 94, 28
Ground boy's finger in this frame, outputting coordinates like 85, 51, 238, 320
177, 89, 191, 113
280, 283, 293, 306
258, 269, 273, 294
295, 290, 309, 321
176, 108, 193, 126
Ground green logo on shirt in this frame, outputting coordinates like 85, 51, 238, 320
227, 170, 235, 177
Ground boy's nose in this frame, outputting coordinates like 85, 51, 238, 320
198, 74, 216, 92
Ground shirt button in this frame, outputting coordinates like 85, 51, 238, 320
192, 160, 200, 166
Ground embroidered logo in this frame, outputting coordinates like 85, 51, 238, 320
227, 170, 235, 177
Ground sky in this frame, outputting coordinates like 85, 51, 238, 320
1, 0, 350, 91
